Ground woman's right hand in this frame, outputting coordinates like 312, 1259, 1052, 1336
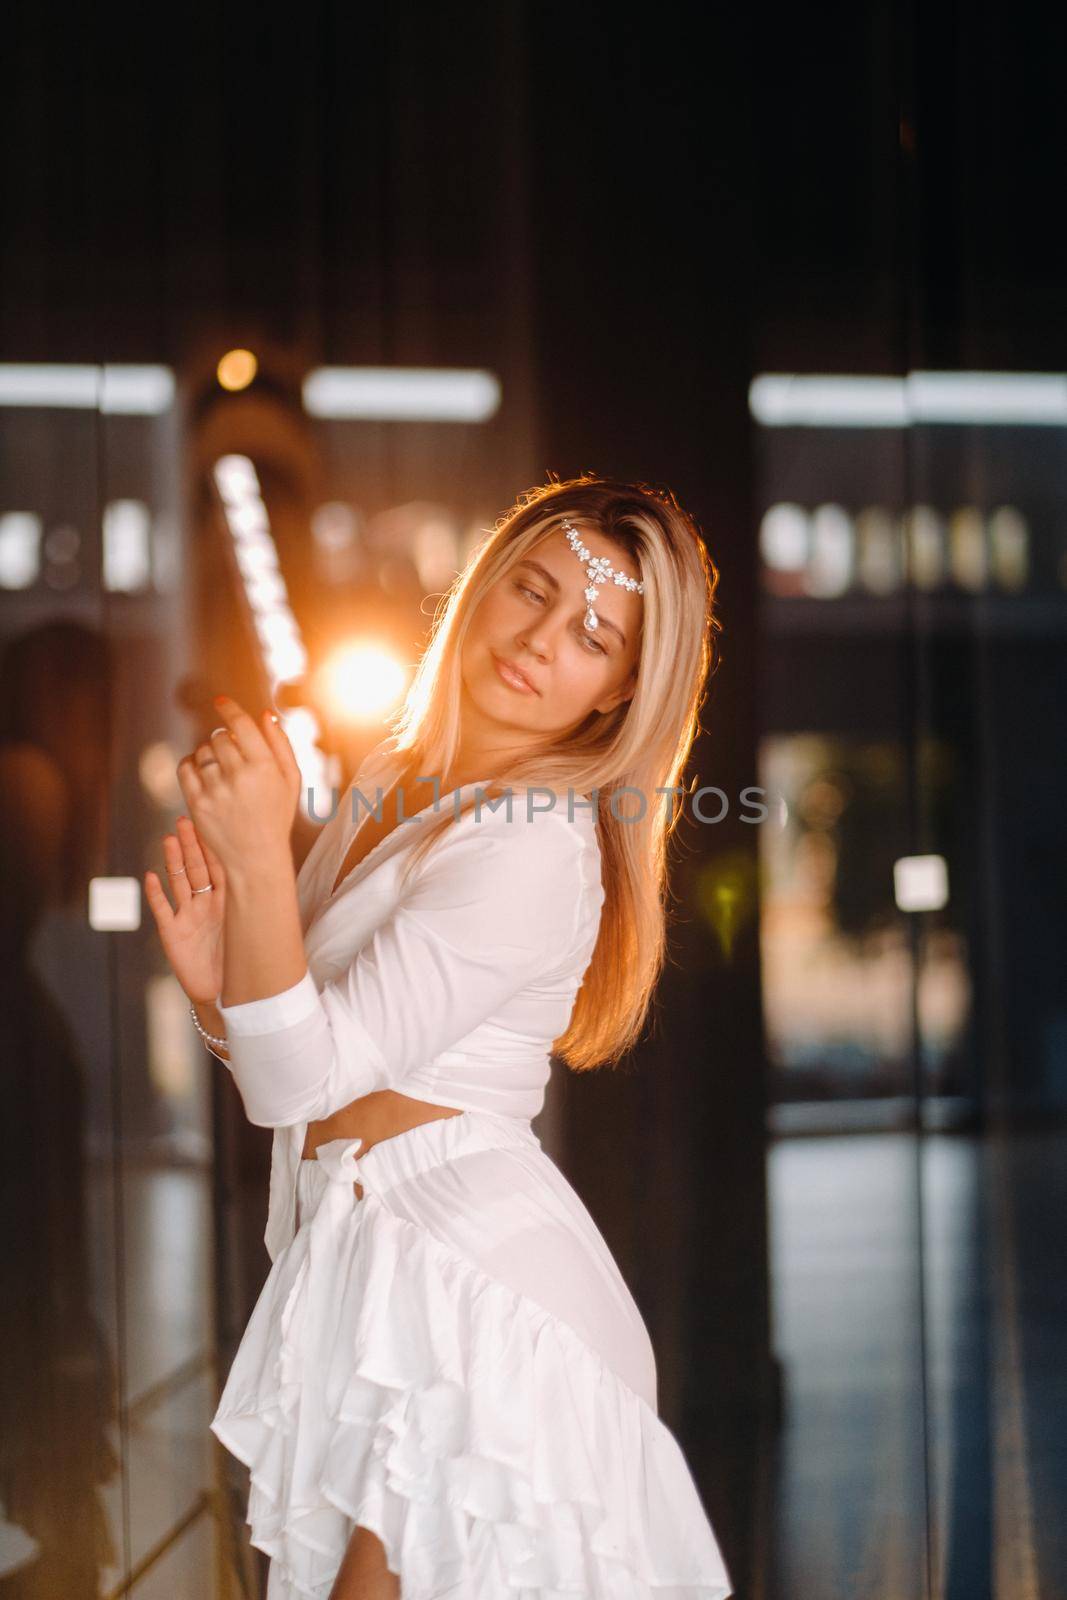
144, 815, 226, 1005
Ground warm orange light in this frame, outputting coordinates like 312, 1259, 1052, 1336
317, 642, 409, 723
217, 349, 258, 392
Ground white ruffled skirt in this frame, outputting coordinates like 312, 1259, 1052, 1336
211, 1108, 733, 1598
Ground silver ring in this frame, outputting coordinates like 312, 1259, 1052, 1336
209, 726, 230, 739
191, 883, 214, 895
197, 756, 220, 768
169, 864, 188, 876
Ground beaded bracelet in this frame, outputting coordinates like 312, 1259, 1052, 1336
189, 1001, 229, 1050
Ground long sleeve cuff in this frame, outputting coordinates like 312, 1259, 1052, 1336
217, 968, 321, 1034
213, 967, 387, 1128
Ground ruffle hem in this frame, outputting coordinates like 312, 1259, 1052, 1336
211, 1152, 733, 1600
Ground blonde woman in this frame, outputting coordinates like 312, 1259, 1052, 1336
146, 475, 733, 1599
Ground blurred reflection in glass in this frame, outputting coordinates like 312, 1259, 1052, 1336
760, 734, 971, 1111
0, 621, 118, 1597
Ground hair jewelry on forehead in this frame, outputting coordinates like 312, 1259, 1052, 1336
560, 518, 644, 634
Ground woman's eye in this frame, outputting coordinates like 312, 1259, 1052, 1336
515, 580, 606, 654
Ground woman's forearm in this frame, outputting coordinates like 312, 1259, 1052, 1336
219, 851, 308, 1007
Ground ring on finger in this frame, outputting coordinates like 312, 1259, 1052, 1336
169, 864, 188, 876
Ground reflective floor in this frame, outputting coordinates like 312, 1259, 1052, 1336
765, 1129, 1064, 1600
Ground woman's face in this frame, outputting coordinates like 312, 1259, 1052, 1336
459, 525, 643, 756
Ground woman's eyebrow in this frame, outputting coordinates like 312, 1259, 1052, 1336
515, 559, 628, 648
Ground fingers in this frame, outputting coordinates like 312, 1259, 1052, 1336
210, 695, 269, 762
180, 738, 231, 788
177, 730, 232, 816
259, 708, 301, 786
182, 698, 291, 796
162, 828, 194, 906
152, 819, 215, 914
143, 868, 175, 929
182, 814, 227, 887
199, 725, 242, 777
176, 754, 204, 810
175, 814, 217, 891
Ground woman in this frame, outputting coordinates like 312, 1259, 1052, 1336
146, 474, 733, 1599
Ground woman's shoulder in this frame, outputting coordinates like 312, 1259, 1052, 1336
454, 783, 598, 851
431, 785, 601, 919
410, 784, 594, 888
389, 778, 602, 960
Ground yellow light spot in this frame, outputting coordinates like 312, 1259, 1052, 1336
694, 849, 758, 962
318, 642, 409, 723
217, 349, 258, 392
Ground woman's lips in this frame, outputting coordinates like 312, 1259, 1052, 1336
492, 653, 538, 695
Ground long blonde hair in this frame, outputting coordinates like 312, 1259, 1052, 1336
375, 472, 722, 1072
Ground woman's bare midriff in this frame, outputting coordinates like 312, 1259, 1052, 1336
301, 1090, 465, 1197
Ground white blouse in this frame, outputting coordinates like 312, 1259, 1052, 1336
216, 744, 605, 1261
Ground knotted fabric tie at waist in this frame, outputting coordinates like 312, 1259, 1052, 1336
312, 1134, 375, 1223
277, 1135, 375, 1414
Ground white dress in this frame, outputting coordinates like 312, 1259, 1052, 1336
210, 745, 734, 1599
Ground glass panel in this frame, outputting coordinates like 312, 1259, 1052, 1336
128, 1506, 217, 1599
0, 368, 225, 1597
755, 375, 1067, 1596
754, 399, 929, 1597
907, 406, 1067, 1598
96, 371, 221, 1591
0, 382, 127, 1597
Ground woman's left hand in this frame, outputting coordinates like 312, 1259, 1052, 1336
176, 696, 301, 878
